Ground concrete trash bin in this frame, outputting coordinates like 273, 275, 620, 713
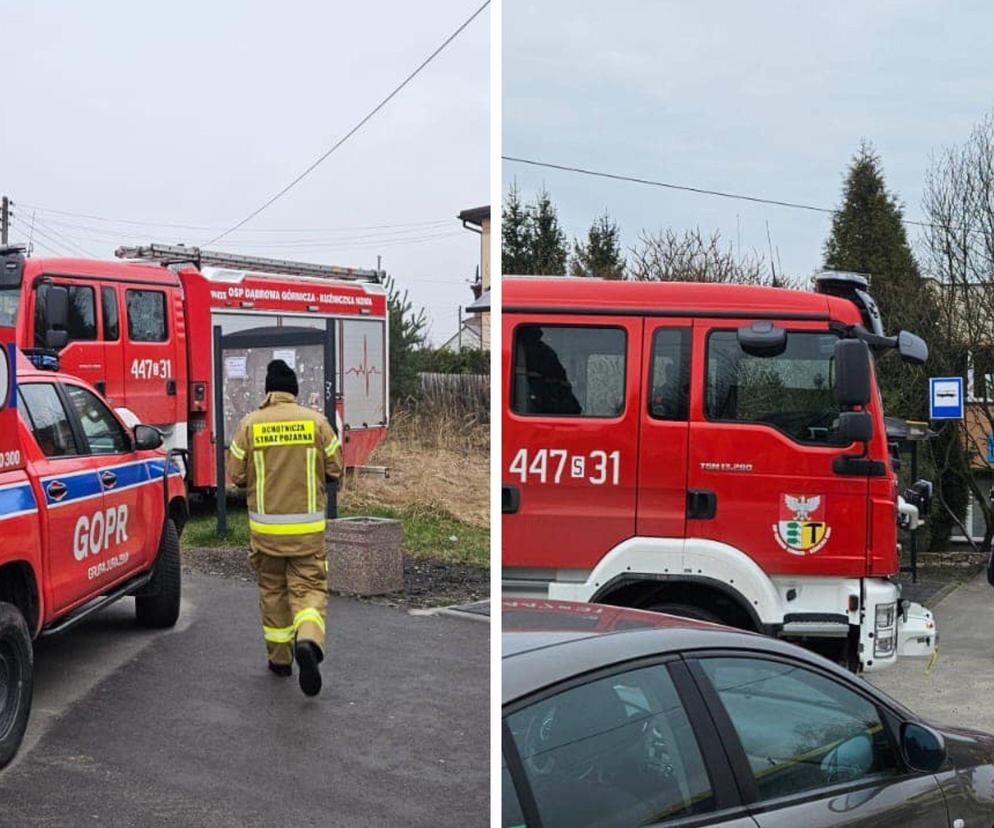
326, 516, 404, 596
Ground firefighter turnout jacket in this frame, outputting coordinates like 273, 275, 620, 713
228, 392, 343, 556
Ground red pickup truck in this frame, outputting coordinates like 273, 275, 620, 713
0, 332, 187, 767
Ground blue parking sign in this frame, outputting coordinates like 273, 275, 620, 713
929, 377, 964, 420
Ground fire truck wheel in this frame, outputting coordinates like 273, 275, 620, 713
0, 601, 33, 769
645, 602, 723, 625
135, 519, 181, 629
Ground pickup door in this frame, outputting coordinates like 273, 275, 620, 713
18, 380, 158, 615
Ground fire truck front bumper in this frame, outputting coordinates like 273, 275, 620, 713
896, 600, 938, 659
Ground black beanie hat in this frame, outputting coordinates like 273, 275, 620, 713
265, 359, 298, 396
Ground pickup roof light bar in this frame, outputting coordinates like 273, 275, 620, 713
115, 244, 383, 283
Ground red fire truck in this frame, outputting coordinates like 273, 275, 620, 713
3, 244, 389, 492
0, 316, 186, 766
502, 273, 937, 672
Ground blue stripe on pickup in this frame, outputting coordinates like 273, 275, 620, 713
40, 470, 103, 506
104, 461, 150, 490
0, 483, 37, 519
146, 459, 182, 480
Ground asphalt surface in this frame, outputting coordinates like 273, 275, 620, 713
869, 571, 994, 733
0, 573, 489, 827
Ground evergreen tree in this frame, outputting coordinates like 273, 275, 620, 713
529, 188, 569, 275
384, 274, 428, 409
571, 212, 626, 279
502, 182, 534, 275
823, 142, 967, 548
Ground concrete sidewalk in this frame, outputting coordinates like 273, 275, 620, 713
868, 571, 994, 732
0, 573, 489, 828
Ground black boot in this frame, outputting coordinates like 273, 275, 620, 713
268, 661, 292, 677
294, 641, 323, 697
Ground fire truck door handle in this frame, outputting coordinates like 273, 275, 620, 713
166, 379, 177, 396
502, 484, 520, 514
687, 489, 717, 520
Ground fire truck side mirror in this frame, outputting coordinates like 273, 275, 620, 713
897, 330, 928, 366
838, 411, 873, 444
834, 339, 871, 408
44, 286, 70, 350
737, 321, 787, 357
134, 424, 164, 451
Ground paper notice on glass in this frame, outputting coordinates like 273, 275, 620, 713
224, 355, 248, 379
272, 349, 296, 370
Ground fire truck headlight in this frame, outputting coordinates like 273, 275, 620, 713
875, 602, 896, 630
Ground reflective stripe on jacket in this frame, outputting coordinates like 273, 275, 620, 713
228, 392, 344, 556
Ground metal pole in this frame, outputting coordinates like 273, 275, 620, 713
325, 318, 338, 519
1, 197, 8, 245
910, 441, 919, 583
213, 325, 227, 537
458, 305, 462, 351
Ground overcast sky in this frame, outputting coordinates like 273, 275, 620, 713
503, 0, 994, 284
2, 0, 488, 343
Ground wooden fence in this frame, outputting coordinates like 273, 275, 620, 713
418, 372, 490, 420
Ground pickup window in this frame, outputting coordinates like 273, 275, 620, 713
18, 383, 79, 457
64, 385, 130, 455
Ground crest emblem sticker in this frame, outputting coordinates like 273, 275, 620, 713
773, 494, 831, 556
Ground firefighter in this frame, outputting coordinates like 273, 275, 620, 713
228, 359, 343, 696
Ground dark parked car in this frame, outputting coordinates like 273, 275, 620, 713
502, 599, 991, 828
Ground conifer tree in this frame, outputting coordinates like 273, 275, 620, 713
571, 212, 626, 279
529, 188, 569, 275
501, 182, 534, 275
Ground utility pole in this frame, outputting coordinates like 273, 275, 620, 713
458, 305, 463, 352
1, 196, 8, 245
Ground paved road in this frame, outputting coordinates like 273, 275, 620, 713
0, 573, 489, 827
869, 571, 994, 733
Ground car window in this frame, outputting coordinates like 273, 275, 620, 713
18, 384, 79, 457
506, 664, 714, 828
502, 756, 528, 828
512, 325, 626, 417
699, 657, 898, 801
64, 385, 131, 455
706, 330, 842, 444
126, 289, 167, 342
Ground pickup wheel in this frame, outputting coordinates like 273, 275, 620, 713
0, 601, 33, 769
645, 602, 722, 625
135, 519, 181, 629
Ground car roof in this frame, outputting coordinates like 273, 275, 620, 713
502, 599, 863, 705
502, 276, 863, 325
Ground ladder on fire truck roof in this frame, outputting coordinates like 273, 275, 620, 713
114, 243, 383, 283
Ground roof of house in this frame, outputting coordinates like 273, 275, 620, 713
457, 206, 490, 226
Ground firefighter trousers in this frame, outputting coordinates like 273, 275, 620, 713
249, 550, 328, 666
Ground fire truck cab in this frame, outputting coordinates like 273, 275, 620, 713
502, 274, 936, 672
0, 320, 186, 767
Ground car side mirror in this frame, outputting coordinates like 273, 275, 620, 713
44, 285, 69, 351
838, 410, 873, 443
835, 339, 871, 408
897, 330, 928, 366
134, 424, 164, 451
738, 321, 787, 358
901, 722, 946, 773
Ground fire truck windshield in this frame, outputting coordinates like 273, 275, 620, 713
0, 288, 19, 328
0, 249, 24, 327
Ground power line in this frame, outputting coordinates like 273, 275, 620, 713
209, 0, 490, 244
31, 216, 95, 258
9, 215, 76, 257
16, 202, 455, 233
502, 155, 940, 230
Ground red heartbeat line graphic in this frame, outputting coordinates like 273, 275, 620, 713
345, 335, 381, 396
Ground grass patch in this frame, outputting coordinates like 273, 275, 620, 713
182, 500, 488, 568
